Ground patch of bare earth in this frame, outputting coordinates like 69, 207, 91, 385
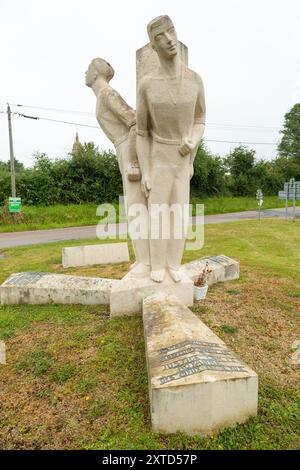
53, 262, 131, 280
193, 264, 300, 386
0, 321, 116, 449
0, 261, 299, 449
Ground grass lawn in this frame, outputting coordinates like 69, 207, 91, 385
0, 196, 299, 233
0, 218, 299, 449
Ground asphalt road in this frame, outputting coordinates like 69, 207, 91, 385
0, 207, 298, 249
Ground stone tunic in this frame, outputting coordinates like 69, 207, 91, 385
136, 66, 205, 144
136, 64, 206, 272
96, 85, 136, 147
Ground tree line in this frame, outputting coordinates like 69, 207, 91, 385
0, 104, 299, 206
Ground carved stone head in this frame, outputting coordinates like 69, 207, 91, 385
85, 58, 114, 87
147, 15, 178, 59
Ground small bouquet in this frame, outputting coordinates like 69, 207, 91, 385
194, 261, 212, 287
194, 261, 212, 300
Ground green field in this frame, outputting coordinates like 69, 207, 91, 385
0, 196, 298, 233
0, 218, 299, 449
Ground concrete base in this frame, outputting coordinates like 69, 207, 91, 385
143, 294, 258, 435
0, 254, 239, 308
182, 254, 239, 286
62, 242, 129, 268
0, 272, 119, 306
110, 271, 194, 317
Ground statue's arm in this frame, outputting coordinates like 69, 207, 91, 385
179, 74, 206, 164
105, 89, 136, 129
136, 80, 151, 197
190, 75, 206, 165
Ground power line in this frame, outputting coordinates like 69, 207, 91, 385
5, 102, 93, 117
13, 111, 278, 145
207, 123, 280, 131
14, 112, 99, 129
3, 102, 282, 131
17, 113, 39, 120
34, 116, 99, 129
206, 139, 277, 146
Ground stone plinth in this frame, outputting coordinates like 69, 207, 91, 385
110, 271, 193, 317
182, 254, 239, 286
143, 294, 258, 435
0, 272, 119, 306
62, 242, 129, 268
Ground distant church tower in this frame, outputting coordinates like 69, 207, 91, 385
72, 132, 83, 154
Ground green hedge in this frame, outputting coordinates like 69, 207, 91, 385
0, 143, 123, 206
0, 142, 293, 206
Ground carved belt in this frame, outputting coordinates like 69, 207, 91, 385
152, 132, 182, 145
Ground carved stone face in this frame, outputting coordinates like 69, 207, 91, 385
150, 19, 178, 59
85, 62, 98, 87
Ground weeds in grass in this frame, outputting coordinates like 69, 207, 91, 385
50, 363, 76, 383
16, 349, 53, 377
77, 377, 98, 395
84, 399, 108, 421
221, 324, 239, 334
0, 329, 15, 340
0, 219, 299, 449
285, 289, 300, 298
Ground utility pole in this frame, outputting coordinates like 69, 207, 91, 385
7, 104, 16, 197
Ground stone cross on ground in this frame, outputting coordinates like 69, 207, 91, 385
0, 255, 239, 309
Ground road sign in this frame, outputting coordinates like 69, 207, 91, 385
279, 179, 300, 220
8, 197, 22, 213
279, 182, 300, 200
278, 191, 287, 200
284, 183, 300, 191
277, 191, 300, 200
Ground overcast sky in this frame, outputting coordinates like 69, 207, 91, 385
0, 0, 299, 167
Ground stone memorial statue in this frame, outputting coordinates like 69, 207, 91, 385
85, 58, 150, 277
86, 15, 205, 286
136, 15, 206, 283
0, 20, 252, 438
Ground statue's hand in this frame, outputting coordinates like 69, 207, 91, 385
127, 161, 142, 182
141, 175, 151, 198
179, 138, 194, 157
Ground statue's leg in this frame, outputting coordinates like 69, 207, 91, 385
167, 161, 190, 282
127, 180, 150, 274
117, 139, 150, 275
148, 143, 174, 283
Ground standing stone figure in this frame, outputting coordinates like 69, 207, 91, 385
85, 58, 150, 276
136, 15, 206, 283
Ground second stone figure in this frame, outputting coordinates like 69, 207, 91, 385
85, 58, 150, 278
